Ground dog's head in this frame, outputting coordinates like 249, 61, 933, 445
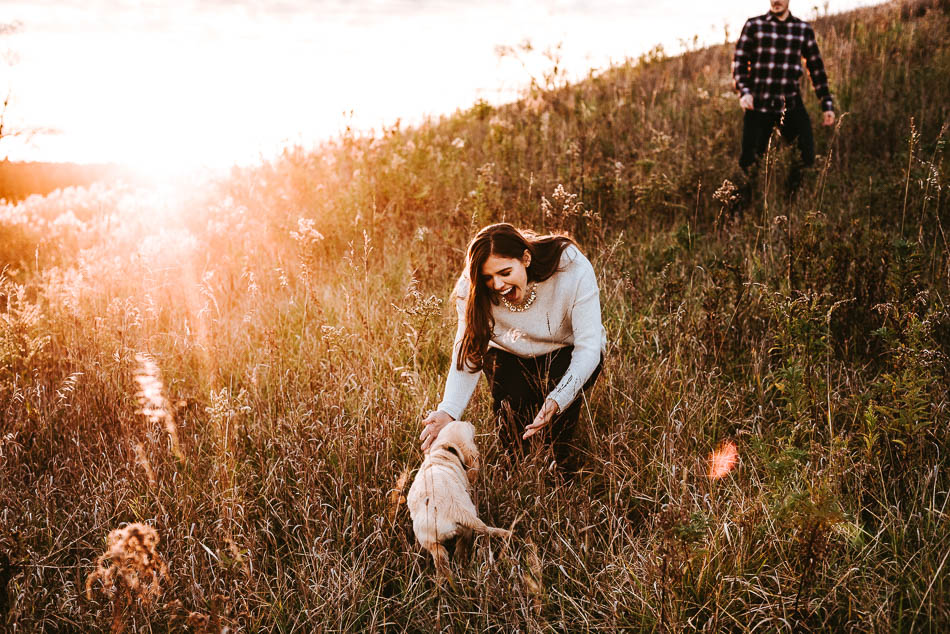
430, 420, 480, 482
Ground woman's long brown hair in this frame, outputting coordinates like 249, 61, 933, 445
456, 223, 574, 372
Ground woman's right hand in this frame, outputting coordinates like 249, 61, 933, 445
420, 410, 455, 453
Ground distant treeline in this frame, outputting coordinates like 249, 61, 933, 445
0, 160, 121, 202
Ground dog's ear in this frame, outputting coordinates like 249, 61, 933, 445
466, 448, 480, 473
443, 443, 467, 466
466, 456, 480, 484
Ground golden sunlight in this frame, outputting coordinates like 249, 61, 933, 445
3, 0, 883, 171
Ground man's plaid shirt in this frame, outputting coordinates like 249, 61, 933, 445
733, 12, 834, 113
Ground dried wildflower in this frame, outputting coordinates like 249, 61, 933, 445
183, 594, 229, 634
241, 265, 260, 296
650, 130, 673, 150
134, 353, 184, 461
613, 160, 624, 181
713, 179, 740, 207
85, 523, 169, 603
708, 440, 738, 479
476, 162, 498, 187
395, 277, 443, 318
224, 538, 245, 566
289, 217, 325, 244
204, 387, 251, 434
541, 184, 599, 232
166, 595, 229, 633
393, 278, 443, 370
291, 217, 326, 286
319, 324, 348, 351
275, 267, 289, 289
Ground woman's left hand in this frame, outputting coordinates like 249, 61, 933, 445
523, 398, 560, 439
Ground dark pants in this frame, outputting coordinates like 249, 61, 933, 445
484, 346, 602, 475
739, 95, 815, 171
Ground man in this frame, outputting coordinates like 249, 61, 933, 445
733, 0, 835, 179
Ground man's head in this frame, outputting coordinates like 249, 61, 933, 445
770, 0, 790, 19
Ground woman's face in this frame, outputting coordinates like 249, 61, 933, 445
481, 250, 530, 304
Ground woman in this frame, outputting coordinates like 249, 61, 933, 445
419, 223, 605, 475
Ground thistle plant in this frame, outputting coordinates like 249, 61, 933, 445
85, 523, 169, 633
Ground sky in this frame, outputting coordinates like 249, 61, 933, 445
0, 0, 883, 173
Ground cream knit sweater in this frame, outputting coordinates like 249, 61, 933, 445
437, 245, 606, 419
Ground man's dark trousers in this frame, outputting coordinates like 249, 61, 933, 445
739, 95, 815, 171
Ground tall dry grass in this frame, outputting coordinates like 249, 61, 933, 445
1, 0, 949, 630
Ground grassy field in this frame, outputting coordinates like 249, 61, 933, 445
1, 0, 949, 631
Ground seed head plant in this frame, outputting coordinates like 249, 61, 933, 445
85, 523, 169, 633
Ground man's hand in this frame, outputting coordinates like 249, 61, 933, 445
523, 399, 560, 440
420, 410, 454, 452
822, 110, 835, 127
739, 93, 755, 110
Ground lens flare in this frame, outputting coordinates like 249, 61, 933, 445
708, 440, 738, 479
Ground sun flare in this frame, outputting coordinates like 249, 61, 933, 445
708, 441, 739, 479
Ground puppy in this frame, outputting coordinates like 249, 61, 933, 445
407, 420, 511, 582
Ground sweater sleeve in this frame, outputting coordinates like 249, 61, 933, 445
436, 276, 481, 420
547, 251, 603, 412
732, 19, 756, 96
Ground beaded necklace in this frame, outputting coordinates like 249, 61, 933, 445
500, 282, 538, 312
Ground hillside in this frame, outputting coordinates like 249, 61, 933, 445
0, 161, 124, 203
1, 0, 948, 630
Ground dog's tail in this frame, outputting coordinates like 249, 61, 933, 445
430, 543, 456, 590
466, 516, 513, 540
483, 526, 512, 539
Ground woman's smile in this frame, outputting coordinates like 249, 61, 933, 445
500, 285, 519, 300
